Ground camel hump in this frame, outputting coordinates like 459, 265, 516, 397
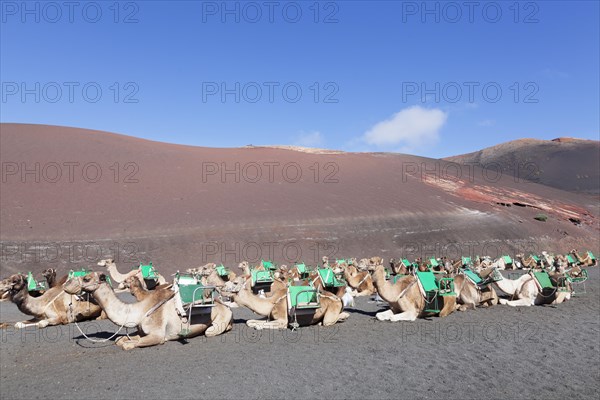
155, 287, 176, 303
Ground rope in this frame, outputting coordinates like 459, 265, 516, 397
70, 302, 134, 343
395, 279, 418, 302
356, 273, 370, 289
70, 280, 171, 344
41, 291, 65, 313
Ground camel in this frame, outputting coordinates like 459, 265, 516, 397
570, 249, 597, 267
63, 272, 233, 350
452, 267, 499, 310
188, 263, 237, 282
41, 268, 61, 288
308, 268, 346, 297
514, 254, 540, 270
493, 271, 571, 306
98, 259, 167, 290
1, 273, 103, 328
389, 258, 410, 275
368, 265, 456, 321
221, 277, 349, 330
340, 263, 375, 296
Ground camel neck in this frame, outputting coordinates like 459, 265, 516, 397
235, 289, 283, 317
371, 269, 397, 303
12, 285, 60, 316
92, 283, 139, 326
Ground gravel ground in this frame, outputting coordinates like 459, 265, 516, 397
1, 269, 598, 400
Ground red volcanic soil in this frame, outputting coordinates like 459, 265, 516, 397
445, 137, 600, 194
1, 124, 599, 275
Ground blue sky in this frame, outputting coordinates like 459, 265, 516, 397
1, 0, 598, 158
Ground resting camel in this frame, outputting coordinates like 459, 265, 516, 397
514, 254, 539, 270
221, 277, 349, 330
493, 271, 571, 306
63, 272, 233, 350
307, 269, 346, 297
452, 267, 499, 310
389, 258, 409, 275
368, 265, 456, 321
42, 268, 59, 288
1, 273, 103, 328
98, 259, 167, 290
340, 262, 375, 296
570, 249, 597, 267
188, 263, 237, 282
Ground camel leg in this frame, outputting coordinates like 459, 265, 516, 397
15, 318, 55, 329
115, 334, 141, 346
499, 298, 534, 307
322, 310, 350, 326
120, 334, 164, 350
206, 308, 233, 337
375, 309, 395, 321
438, 297, 457, 317
246, 319, 287, 330
13, 318, 41, 328
389, 310, 419, 322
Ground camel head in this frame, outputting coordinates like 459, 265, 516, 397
331, 264, 344, 275
1, 274, 26, 295
97, 258, 115, 268
322, 256, 329, 266
42, 268, 56, 279
63, 272, 109, 295
366, 263, 384, 274
369, 256, 383, 265
122, 275, 144, 291
3, 274, 27, 294
348, 257, 357, 266
220, 276, 247, 294
238, 261, 250, 273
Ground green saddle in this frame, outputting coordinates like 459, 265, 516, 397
416, 271, 455, 296
502, 255, 513, 265
138, 262, 158, 280
287, 286, 320, 309
215, 264, 229, 277
295, 263, 308, 274
251, 269, 273, 286
318, 268, 345, 288
27, 272, 47, 292
532, 271, 554, 289
261, 260, 277, 271
175, 273, 215, 306
462, 268, 483, 285
68, 268, 91, 279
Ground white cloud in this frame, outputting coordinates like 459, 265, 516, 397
294, 131, 324, 148
362, 106, 448, 151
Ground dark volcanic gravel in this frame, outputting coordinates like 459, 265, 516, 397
1, 269, 598, 400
